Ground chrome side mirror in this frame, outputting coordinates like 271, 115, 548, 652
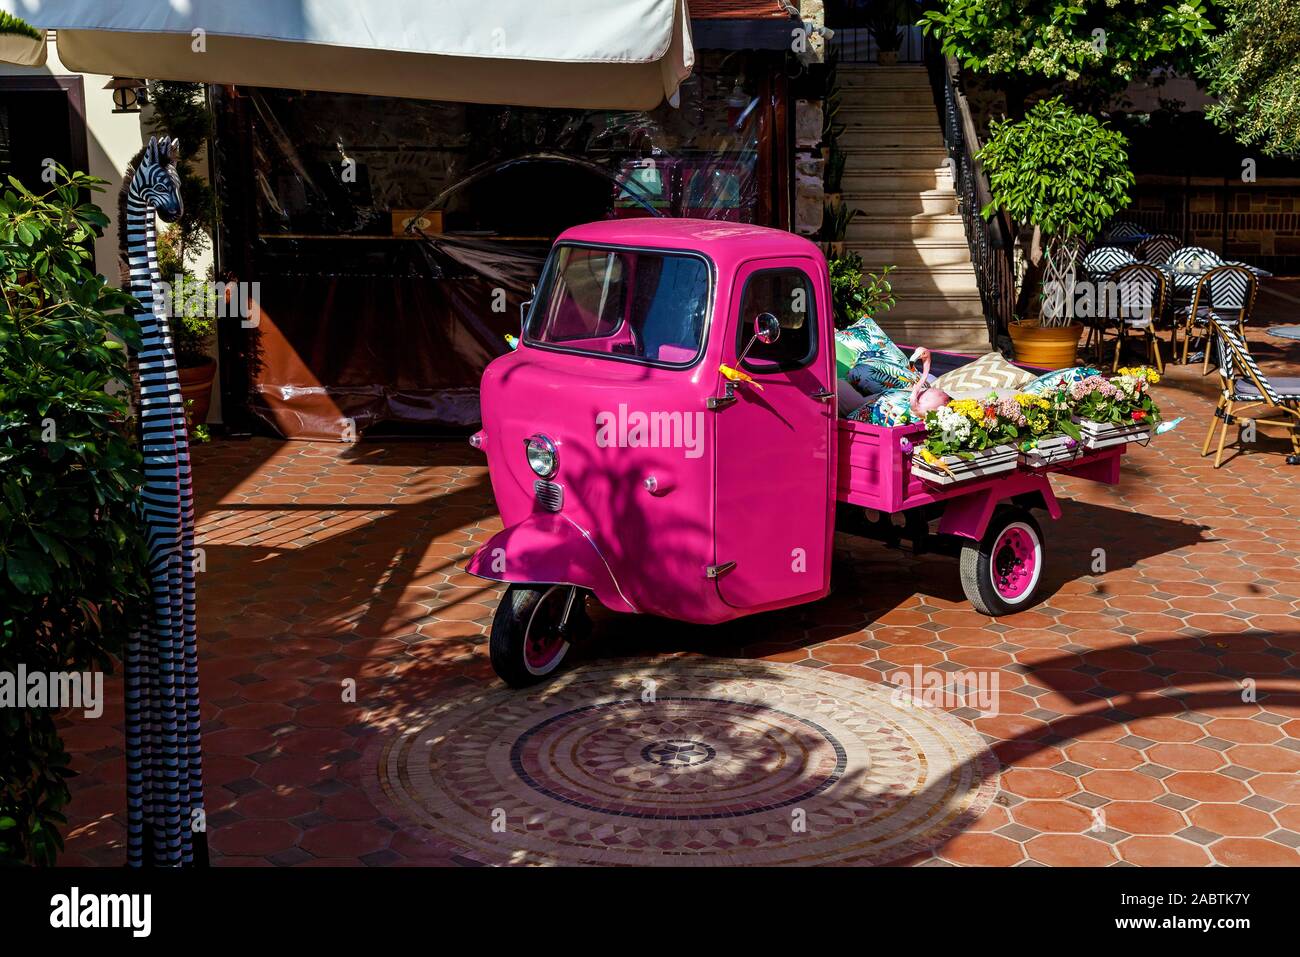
736, 312, 781, 365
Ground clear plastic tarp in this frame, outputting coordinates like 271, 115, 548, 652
211, 51, 776, 438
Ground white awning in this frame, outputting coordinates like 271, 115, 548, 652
2, 0, 694, 109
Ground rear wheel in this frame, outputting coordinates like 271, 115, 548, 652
959, 506, 1045, 616
489, 584, 589, 688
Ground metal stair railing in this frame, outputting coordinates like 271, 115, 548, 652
922, 41, 1016, 348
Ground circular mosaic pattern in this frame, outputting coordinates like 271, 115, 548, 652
364, 658, 999, 866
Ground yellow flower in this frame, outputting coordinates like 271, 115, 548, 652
1119, 365, 1160, 385
948, 398, 984, 422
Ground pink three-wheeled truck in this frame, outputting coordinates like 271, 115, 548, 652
466, 219, 1125, 687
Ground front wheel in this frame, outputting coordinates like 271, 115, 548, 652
489, 584, 589, 688
959, 506, 1045, 616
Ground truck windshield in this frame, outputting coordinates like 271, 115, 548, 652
525, 244, 711, 366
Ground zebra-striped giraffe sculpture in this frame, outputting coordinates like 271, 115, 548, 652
120, 135, 205, 866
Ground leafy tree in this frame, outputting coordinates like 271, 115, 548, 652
922, 0, 1218, 112
0, 167, 148, 864
977, 98, 1135, 322
922, 0, 1216, 81
1201, 0, 1300, 157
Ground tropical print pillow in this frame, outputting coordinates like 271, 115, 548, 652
834, 336, 862, 380
1022, 365, 1103, 395
847, 388, 918, 427
836, 315, 907, 366
848, 355, 920, 394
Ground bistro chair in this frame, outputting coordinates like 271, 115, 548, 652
1092, 263, 1168, 373
1202, 314, 1300, 468
1135, 233, 1180, 265
1176, 264, 1257, 373
1164, 245, 1224, 274
1102, 220, 1146, 245
1082, 246, 1136, 281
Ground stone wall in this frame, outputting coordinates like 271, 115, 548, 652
1128, 178, 1300, 274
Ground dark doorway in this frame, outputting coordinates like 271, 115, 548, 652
0, 75, 91, 258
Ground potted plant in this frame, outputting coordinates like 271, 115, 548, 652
164, 261, 218, 428
977, 97, 1135, 367
829, 251, 896, 330
148, 81, 219, 430
1013, 391, 1082, 467
1066, 366, 1162, 449
819, 202, 861, 258
866, 0, 909, 65
912, 396, 1024, 485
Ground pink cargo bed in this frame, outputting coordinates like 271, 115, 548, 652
836, 346, 1124, 514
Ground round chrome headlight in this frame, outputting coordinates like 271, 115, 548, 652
524, 434, 558, 477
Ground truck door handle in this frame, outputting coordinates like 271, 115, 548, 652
810, 388, 835, 402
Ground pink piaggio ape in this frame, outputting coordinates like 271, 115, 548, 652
467, 219, 1124, 686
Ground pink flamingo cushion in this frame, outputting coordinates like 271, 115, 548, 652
908, 347, 951, 416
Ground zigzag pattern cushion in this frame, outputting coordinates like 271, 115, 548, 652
934, 352, 1033, 398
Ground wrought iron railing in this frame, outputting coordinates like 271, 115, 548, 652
827, 23, 927, 64
922, 41, 1017, 346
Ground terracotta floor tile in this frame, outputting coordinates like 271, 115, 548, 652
1145, 743, 1227, 771
1165, 772, 1251, 803
1081, 770, 1165, 802
1188, 803, 1278, 837
1024, 834, 1117, 867
1011, 800, 1095, 833
1118, 836, 1212, 867
1208, 838, 1300, 867
51, 336, 1300, 865
1099, 801, 1186, 835
935, 832, 1025, 867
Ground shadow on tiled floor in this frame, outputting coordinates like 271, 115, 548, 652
55, 306, 1300, 866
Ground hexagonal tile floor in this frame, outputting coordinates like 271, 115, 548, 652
53, 317, 1300, 866
361, 659, 997, 865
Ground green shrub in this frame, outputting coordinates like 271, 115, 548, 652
977, 97, 1134, 324
977, 96, 1134, 243
828, 251, 896, 329
0, 167, 149, 865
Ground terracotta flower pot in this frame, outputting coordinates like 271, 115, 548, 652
178, 356, 216, 428
1008, 320, 1083, 369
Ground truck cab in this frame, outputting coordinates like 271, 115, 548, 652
467, 219, 838, 683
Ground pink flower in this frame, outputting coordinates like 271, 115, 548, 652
995, 397, 1027, 426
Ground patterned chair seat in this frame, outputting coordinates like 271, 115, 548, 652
1178, 306, 1239, 326
1234, 377, 1300, 402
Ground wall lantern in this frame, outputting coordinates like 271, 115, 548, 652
105, 77, 148, 113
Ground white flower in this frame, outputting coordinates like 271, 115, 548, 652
933, 406, 971, 445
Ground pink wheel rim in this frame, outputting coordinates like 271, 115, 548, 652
991, 524, 1039, 602
524, 587, 570, 674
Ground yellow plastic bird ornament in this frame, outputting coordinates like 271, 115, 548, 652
718, 363, 764, 391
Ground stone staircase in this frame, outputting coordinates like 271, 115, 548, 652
837, 64, 989, 351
